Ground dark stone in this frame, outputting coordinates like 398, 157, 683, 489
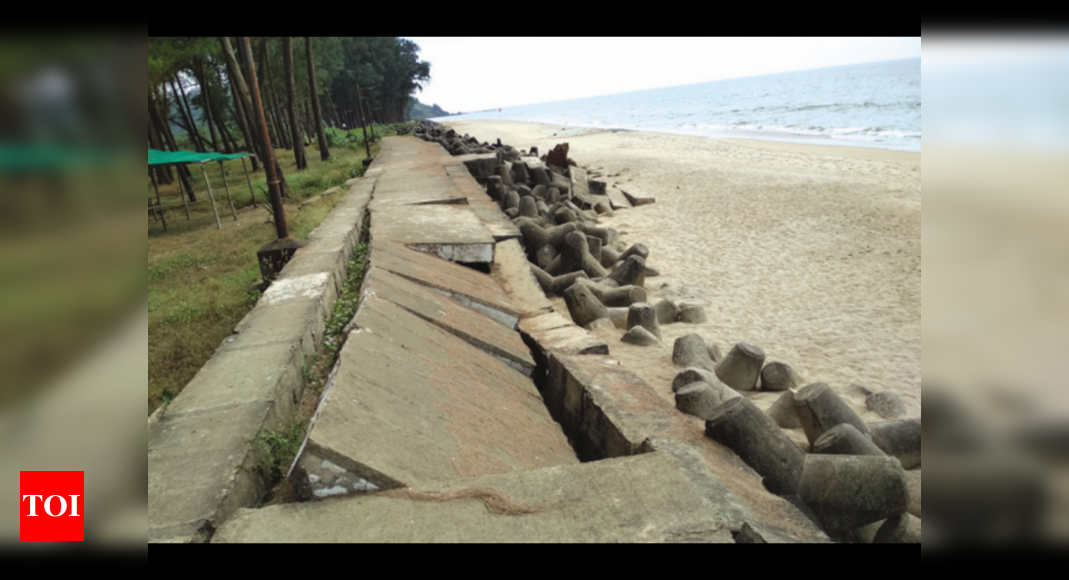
705, 397, 807, 497
793, 382, 871, 447
799, 454, 908, 534
869, 418, 921, 469
715, 342, 765, 392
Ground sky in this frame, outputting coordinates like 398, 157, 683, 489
403, 37, 921, 113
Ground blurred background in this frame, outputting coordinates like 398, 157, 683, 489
0, 36, 145, 551
923, 35, 1069, 546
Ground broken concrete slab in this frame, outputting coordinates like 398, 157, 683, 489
216, 450, 739, 543
518, 312, 610, 377
545, 352, 679, 461
621, 187, 656, 206
490, 239, 554, 317
293, 295, 577, 498
363, 265, 535, 377
606, 186, 632, 210
371, 204, 495, 264
370, 241, 521, 329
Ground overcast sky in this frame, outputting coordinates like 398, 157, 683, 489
403, 37, 921, 113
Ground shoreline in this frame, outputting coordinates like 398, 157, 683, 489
432, 117, 921, 156
440, 118, 921, 428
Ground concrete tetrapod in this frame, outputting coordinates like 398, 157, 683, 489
677, 302, 708, 323
792, 382, 871, 447
768, 389, 801, 429
585, 236, 602, 262
626, 302, 660, 340
675, 383, 722, 420
760, 362, 798, 392
873, 513, 922, 543
812, 423, 888, 457
573, 279, 647, 308
672, 334, 715, 372
799, 454, 909, 535
599, 246, 621, 269
486, 176, 504, 201
868, 418, 921, 469
671, 368, 719, 393
518, 196, 538, 218
621, 325, 660, 346
866, 391, 907, 419
563, 281, 608, 328
529, 264, 588, 296
503, 190, 520, 212
705, 396, 807, 497
715, 342, 766, 392
654, 299, 680, 325
608, 255, 647, 288
545, 231, 609, 279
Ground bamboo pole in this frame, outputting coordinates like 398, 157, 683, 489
241, 156, 257, 208
175, 166, 191, 219
219, 161, 237, 220
199, 163, 222, 229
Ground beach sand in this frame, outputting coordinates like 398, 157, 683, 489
441, 120, 921, 435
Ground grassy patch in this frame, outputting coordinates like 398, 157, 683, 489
254, 420, 309, 475
148, 143, 379, 415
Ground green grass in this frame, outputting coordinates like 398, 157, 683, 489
254, 420, 309, 474
147, 141, 380, 415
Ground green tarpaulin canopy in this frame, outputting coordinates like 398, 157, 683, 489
148, 148, 253, 166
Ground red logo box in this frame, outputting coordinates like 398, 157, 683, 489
20, 471, 84, 541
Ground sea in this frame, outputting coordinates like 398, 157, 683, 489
434, 58, 921, 152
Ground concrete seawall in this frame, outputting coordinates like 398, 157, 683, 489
152, 136, 830, 543
148, 173, 377, 543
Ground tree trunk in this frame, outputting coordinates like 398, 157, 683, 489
149, 89, 195, 201
222, 36, 292, 198
172, 75, 206, 152
223, 36, 267, 162
156, 87, 197, 196
301, 98, 313, 147
216, 61, 253, 166
254, 40, 281, 148
325, 92, 341, 128
147, 114, 173, 184
193, 58, 220, 152
282, 37, 307, 170
260, 40, 291, 150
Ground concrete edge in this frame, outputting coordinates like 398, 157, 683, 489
148, 173, 378, 543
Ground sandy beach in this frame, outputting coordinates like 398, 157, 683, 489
441, 120, 921, 433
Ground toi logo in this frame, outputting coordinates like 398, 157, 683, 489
20, 471, 84, 541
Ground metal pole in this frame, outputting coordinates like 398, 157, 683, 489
243, 36, 289, 240
219, 160, 237, 220
241, 156, 257, 208
199, 163, 222, 229
150, 170, 167, 231
355, 85, 371, 159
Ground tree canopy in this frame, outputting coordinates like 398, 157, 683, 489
148, 36, 432, 158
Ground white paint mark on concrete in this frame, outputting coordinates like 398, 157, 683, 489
321, 459, 347, 474
307, 473, 320, 484
261, 272, 331, 306
313, 485, 349, 498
